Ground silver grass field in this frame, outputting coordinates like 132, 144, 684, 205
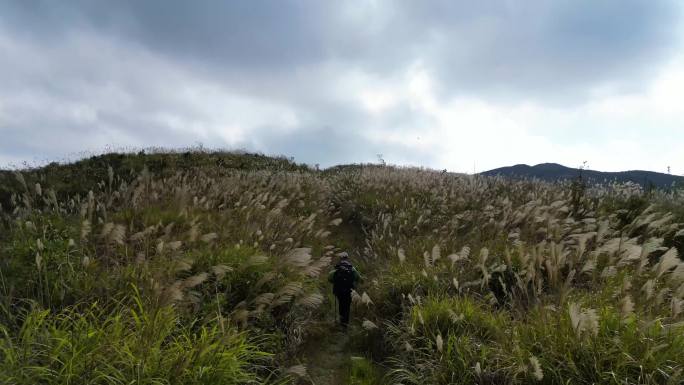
1, 152, 684, 384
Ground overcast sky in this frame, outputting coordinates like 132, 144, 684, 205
1, 1, 683, 173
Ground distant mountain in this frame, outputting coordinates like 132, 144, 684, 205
481, 163, 684, 189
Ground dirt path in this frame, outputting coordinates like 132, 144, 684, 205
299, 217, 381, 385
301, 219, 364, 385
301, 320, 351, 385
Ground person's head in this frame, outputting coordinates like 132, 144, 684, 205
337, 251, 349, 261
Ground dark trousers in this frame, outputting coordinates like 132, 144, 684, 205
336, 291, 351, 326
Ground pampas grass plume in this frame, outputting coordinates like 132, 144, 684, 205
362, 319, 378, 330
529, 356, 544, 381
286, 364, 307, 378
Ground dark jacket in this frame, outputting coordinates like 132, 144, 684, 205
328, 261, 362, 294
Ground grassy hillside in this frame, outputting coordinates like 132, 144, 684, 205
1, 151, 684, 384
0, 150, 309, 210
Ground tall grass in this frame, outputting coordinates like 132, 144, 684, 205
0, 287, 266, 384
2, 153, 684, 384
327, 166, 684, 384
1, 154, 338, 384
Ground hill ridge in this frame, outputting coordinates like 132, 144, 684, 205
482, 162, 684, 188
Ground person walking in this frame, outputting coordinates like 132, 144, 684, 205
328, 252, 361, 329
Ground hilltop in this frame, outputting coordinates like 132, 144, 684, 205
0, 150, 309, 209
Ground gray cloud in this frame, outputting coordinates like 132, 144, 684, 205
0, 1, 682, 169
4, 1, 678, 98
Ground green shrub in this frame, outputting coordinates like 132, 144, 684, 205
0, 288, 268, 385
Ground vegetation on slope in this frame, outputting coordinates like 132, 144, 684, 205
1, 150, 684, 384
0, 149, 308, 211
329, 167, 684, 384
1, 151, 332, 384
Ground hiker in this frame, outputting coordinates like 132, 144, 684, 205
328, 252, 361, 328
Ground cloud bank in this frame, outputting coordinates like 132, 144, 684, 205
0, 0, 682, 173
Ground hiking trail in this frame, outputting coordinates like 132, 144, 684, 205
299, 217, 379, 385
300, 317, 353, 385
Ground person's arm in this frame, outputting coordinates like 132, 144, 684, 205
352, 267, 362, 285
328, 269, 336, 284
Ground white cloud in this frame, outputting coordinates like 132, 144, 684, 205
352, 57, 684, 174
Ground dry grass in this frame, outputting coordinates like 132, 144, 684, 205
2, 154, 684, 384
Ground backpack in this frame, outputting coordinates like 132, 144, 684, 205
333, 261, 354, 295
